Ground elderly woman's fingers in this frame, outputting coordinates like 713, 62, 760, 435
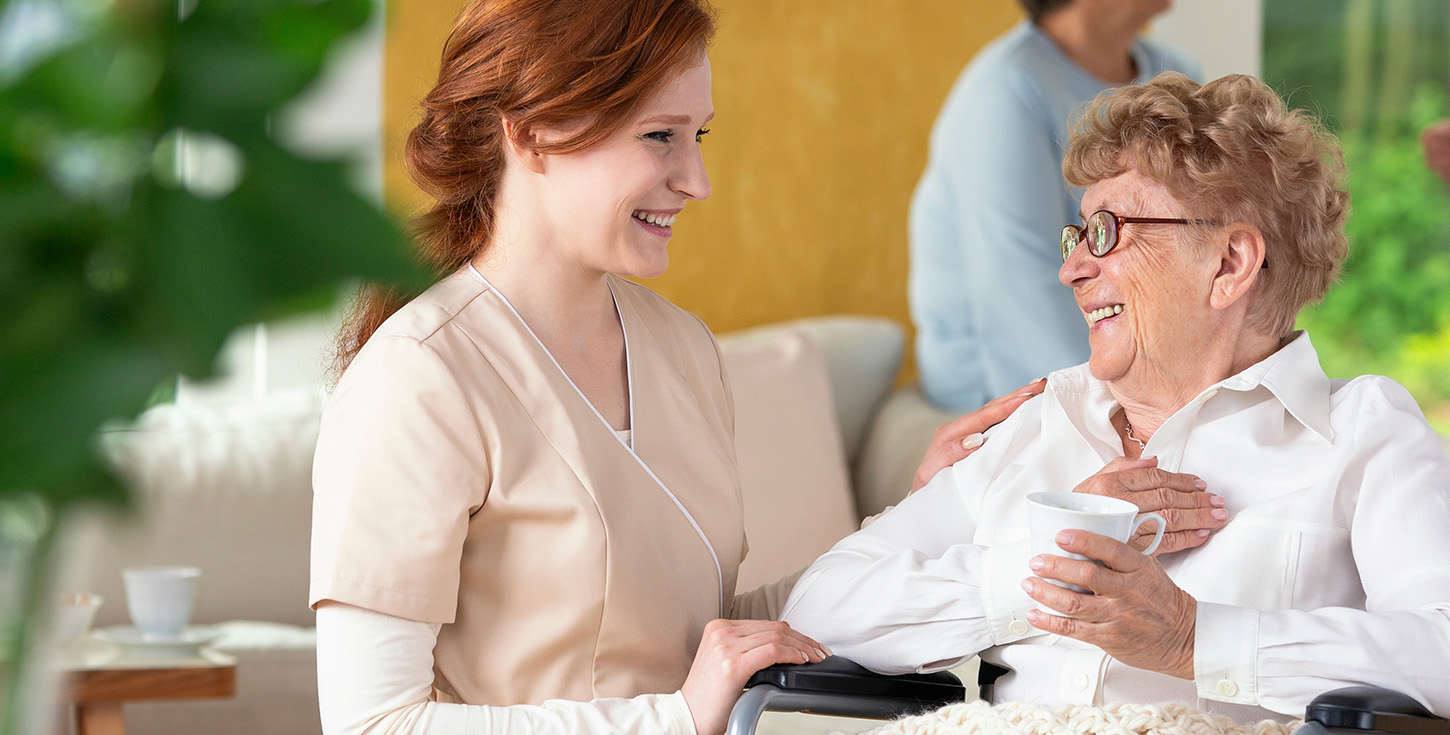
1022, 531, 1198, 680
1115, 467, 1203, 494
910, 379, 1045, 492
1021, 577, 1101, 619
1074, 460, 1227, 550
1150, 528, 1214, 555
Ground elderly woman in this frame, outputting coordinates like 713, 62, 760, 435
781, 73, 1450, 722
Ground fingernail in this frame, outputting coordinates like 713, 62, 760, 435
1197, 528, 1211, 537
1018, 392, 1036, 398
1056, 530, 1073, 545
1028, 555, 1045, 572
962, 433, 986, 450
1021, 578, 1035, 593
815, 647, 828, 659
1025, 609, 1040, 624
1210, 494, 1225, 507
1211, 508, 1227, 520
823, 645, 833, 657
1194, 478, 1207, 490
1035, 377, 1047, 383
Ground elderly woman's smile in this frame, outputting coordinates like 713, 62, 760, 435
1059, 169, 1234, 399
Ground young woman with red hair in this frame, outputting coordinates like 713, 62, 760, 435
308, 1, 1030, 733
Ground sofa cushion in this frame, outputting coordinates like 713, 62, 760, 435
718, 328, 860, 593
723, 317, 903, 464
853, 386, 958, 518
73, 388, 323, 629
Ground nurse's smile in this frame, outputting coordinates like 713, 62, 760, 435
632, 208, 681, 237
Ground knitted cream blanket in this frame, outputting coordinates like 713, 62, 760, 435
863, 700, 1302, 735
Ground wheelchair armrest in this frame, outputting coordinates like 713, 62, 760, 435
744, 655, 966, 702
1304, 687, 1448, 735
723, 656, 967, 735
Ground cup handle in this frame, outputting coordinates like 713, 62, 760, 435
1134, 512, 1167, 555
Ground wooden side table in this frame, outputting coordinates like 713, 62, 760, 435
61, 644, 236, 735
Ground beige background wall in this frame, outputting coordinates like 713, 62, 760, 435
383, 1, 1022, 364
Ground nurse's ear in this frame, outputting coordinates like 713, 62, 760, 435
501, 117, 547, 175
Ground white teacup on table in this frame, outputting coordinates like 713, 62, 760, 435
122, 566, 200, 639
1026, 492, 1165, 596
91, 566, 220, 659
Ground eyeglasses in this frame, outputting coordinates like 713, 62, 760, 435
1060, 210, 1221, 263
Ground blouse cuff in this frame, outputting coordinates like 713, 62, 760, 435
664, 691, 698, 735
980, 538, 1043, 645
1194, 601, 1260, 705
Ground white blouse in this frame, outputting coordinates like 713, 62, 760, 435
781, 332, 1450, 722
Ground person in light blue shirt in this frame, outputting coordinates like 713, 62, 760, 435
910, 0, 1198, 411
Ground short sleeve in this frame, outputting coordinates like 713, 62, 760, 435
310, 334, 490, 624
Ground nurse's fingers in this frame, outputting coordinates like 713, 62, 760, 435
681, 619, 828, 735
732, 625, 830, 662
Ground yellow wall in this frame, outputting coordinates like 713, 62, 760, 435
384, 1, 1022, 361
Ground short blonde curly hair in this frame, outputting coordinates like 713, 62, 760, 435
1063, 72, 1350, 338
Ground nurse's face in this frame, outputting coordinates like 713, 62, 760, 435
535, 54, 713, 279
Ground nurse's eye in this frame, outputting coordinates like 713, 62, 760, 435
643, 130, 675, 143
695, 127, 710, 143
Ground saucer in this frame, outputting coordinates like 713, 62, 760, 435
92, 626, 223, 659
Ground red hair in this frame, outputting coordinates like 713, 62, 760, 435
334, 0, 716, 373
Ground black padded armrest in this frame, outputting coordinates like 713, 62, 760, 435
1306, 687, 1448, 735
744, 656, 965, 707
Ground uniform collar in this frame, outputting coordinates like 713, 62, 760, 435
1044, 330, 1333, 448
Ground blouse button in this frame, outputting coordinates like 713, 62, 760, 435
1217, 679, 1239, 697
1072, 674, 1090, 692
1008, 620, 1031, 636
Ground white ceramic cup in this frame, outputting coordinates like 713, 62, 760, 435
54, 593, 104, 646
122, 566, 200, 639
1026, 492, 1165, 594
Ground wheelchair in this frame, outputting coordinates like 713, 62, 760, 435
725, 656, 1449, 735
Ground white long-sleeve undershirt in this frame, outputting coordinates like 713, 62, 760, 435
315, 602, 697, 735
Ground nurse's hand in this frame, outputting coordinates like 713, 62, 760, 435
1022, 529, 1197, 680
681, 618, 828, 735
912, 378, 1046, 492
1073, 456, 1226, 556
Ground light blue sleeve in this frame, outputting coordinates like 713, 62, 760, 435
914, 67, 1089, 409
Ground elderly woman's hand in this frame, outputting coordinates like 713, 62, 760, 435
912, 378, 1047, 492
1073, 457, 1226, 555
1021, 530, 1197, 679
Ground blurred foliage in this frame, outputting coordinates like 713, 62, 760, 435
1265, 0, 1450, 432
0, 0, 428, 729
0, 0, 427, 511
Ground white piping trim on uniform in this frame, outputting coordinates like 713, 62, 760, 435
466, 264, 725, 614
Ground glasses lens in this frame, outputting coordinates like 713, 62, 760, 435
1060, 225, 1081, 261
1088, 211, 1116, 256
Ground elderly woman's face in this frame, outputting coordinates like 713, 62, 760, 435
1058, 169, 1221, 385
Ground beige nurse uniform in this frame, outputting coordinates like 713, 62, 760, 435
311, 267, 772, 713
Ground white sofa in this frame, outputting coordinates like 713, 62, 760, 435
63, 312, 957, 735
